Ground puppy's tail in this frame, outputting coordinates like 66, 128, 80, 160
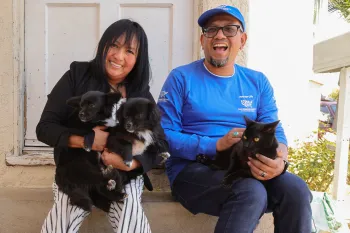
143, 174, 153, 191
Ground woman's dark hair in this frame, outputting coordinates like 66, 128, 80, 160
90, 19, 151, 95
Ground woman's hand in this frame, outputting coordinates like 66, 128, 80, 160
216, 128, 245, 152
101, 149, 141, 171
92, 126, 109, 151
247, 150, 285, 180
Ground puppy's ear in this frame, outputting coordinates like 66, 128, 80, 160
105, 91, 122, 106
66, 96, 82, 108
148, 102, 161, 124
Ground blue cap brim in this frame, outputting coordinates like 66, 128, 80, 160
198, 7, 245, 32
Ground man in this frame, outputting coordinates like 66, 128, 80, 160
157, 4, 312, 233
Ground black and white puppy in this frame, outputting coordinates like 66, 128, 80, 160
65, 91, 169, 196
66, 90, 126, 180
109, 97, 170, 168
55, 91, 127, 211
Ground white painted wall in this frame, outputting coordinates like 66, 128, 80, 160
247, 0, 316, 146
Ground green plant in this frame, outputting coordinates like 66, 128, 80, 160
288, 135, 350, 192
314, 0, 350, 24
329, 0, 350, 23
328, 88, 339, 101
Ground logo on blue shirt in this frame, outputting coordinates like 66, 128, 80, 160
238, 95, 256, 112
158, 91, 168, 102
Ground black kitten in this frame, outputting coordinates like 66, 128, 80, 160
197, 116, 280, 187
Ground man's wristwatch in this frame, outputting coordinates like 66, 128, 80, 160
281, 159, 289, 174
83, 131, 95, 152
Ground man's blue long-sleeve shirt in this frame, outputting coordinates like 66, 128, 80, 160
157, 59, 287, 186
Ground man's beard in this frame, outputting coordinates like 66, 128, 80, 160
209, 57, 228, 67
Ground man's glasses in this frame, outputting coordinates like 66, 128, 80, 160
202, 25, 242, 38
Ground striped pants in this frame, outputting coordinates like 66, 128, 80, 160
41, 176, 151, 233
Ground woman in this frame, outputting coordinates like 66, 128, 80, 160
36, 19, 161, 233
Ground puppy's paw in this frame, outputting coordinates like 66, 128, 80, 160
160, 152, 170, 159
196, 154, 211, 165
124, 160, 133, 168
102, 165, 114, 177
107, 179, 116, 191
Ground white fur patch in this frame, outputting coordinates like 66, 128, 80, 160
104, 103, 117, 127
104, 98, 126, 127
132, 140, 146, 155
137, 130, 154, 148
117, 98, 126, 110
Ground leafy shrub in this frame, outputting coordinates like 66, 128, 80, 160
288, 136, 350, 192
328, 88, 339, 101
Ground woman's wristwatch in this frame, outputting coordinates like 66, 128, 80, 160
83, 131, 95, 152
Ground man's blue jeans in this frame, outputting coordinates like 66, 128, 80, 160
171, 162, 312, 233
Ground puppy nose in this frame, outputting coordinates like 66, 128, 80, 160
79, 112, 85, 118
126, 122, 132, 128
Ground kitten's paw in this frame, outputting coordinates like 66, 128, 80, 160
124, 160, 133, 168
222, 175, 235, 189
196, 154, 210, 164
222, 179, 233, 189
107, 179, 116, 191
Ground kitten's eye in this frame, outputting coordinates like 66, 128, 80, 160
254, 137, 260, 142
89, 104, 95, 108
243, 136, 247, 140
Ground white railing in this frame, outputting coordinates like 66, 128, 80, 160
314, 32, 350, 201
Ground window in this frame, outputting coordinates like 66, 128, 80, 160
331, 104, 337, 113
320, 105, 330, 114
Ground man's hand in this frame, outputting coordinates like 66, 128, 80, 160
247, 151, 285, 180
92, 126, 109, 151
216, 128, 245, 152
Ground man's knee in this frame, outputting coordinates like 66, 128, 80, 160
231, 178, 268, 210
275, 172, 312, 205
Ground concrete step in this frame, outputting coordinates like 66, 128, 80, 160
0, 170, 274, 232
0, 187, 273, 233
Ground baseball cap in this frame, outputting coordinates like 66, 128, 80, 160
198, 5, 246, 32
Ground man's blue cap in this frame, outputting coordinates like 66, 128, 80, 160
198, 5, 246, 32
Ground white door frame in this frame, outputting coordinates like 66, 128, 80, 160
7, 0, 201, 165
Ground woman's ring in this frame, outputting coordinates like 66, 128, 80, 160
233, 131, 239, 137
260, 171, 266, 178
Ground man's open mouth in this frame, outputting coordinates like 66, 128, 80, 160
213, 43, 228, 51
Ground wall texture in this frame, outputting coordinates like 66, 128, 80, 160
247, 0, 315, 145
0, 0, 55, 188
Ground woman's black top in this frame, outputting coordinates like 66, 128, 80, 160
36, 61, 162, 176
